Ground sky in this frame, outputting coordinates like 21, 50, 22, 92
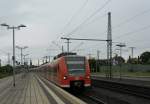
0, 0, 150, 65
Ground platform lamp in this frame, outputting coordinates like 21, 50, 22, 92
1, 23, 26, 87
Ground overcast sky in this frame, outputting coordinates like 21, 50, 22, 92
0, 0, 150, 65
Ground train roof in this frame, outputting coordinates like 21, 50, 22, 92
53, 52, 77, 59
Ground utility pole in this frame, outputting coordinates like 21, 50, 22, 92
61, 37, 72, 53
62, 45, 64, 53
45, 56, 48, 63
30, 59, 32, 66
67, 39, 70, 53
16, 46, 28, 65
116, 43, 126, 57
0, 59, 1, 67
8, 53, 10, 65
129, 47, 135, 59
23, 54, 29, 65
38, 59, 39, 66
129, 47, 135, 72
42, 59, 44, 64
107, 12, 112, 79
97, 50, 100, 60
49, 56, 51, 62
116, 43, 126, 80
96, 50, 100, 72
88, 53, 92, 59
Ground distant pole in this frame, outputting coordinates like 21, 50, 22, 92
30, 59, 32, 66
62, 45, 64, 53
107, 12, 112, 79
67, 39, 70, 53
61, 38, 71, 53
42, 59, 44, 64
23, 54, 29, 65
49, 56, 50, 62
8, 53, 10, 65
38, 59, 39, 66
96, 50, 100, 72
116, 43, 126, 80
23, 55, 25, 65
16, 46, 28, 65
21, 48, 23, 65
12, 27, 16, 87
45, 56, 48, 63
88, 53, 92, 59
0, 59, 1, 67
129, 47, 135, 59
97, 50, 100, 60
116, 43, 126, 57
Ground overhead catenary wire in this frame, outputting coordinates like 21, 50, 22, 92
68, 13, 107, 35
65, 0, 111, 37
62, 0, 89, 32
71, 42, 84, 52
50, 0, 89, 45
114, 24, 150, 40
113, 8, 150, 29
98, 8, 150, 37
49, 0, 111, 55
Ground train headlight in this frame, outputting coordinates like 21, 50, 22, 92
86, 76, 90, 79
63, 76, 67, 80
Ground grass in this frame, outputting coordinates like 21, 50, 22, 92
91, 65, 150, 77
92, 71, 150, 77
122, 71, 150, 77
0, 73, 12, 79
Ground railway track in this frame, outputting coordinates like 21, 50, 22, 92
92, 78, 150, 99
67, 87, 107, 104
84, 95, 106, 104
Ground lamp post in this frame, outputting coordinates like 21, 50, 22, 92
23, 54, 29, 65
116, 43, 126, 80
1, 23, 26, 87
16, 46, 28, 65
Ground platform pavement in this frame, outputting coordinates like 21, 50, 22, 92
0, 73, 50, 104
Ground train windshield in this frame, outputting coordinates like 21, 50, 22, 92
66, 56, 85, 76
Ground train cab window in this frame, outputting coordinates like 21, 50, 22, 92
65, 56, 85, 76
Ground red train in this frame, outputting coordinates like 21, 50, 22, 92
38, 52, 91, 89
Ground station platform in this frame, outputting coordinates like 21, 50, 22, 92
0, 73, 86, 104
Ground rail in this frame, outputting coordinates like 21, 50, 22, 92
92, 78, 150, 99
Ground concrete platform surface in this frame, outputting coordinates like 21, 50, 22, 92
0, 72, 87, 104
0, 73, 50, 104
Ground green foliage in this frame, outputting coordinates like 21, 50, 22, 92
113, 56, 125, 64
140, 51, 150, 64
127, 57, 139, 64
88, 59, 107, 72
88, 59, 96, 72
0, 65, 13, 78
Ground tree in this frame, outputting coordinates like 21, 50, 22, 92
113, 55, 125, 64
88, 59, 96, 72
127, 56, 138, 64
140, 51, 150, 64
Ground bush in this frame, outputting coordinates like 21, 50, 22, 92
0, 65, 13, 74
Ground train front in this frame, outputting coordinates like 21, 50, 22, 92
63, 55, 91, 89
